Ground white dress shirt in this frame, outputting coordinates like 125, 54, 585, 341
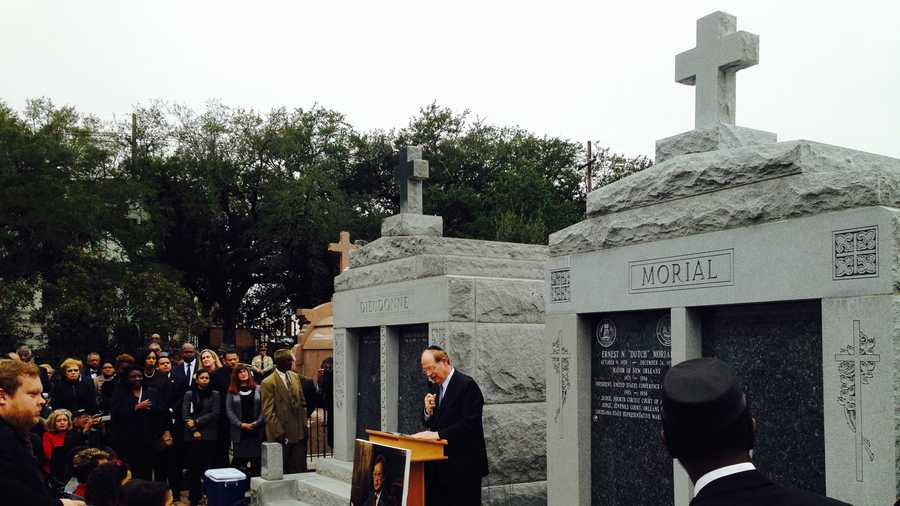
693, 462, 756, 497
183, 359, 195, 385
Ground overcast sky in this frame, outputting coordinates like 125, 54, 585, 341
2, 0, 898, 159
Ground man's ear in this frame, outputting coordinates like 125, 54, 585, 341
751, 417, 757, 435
0, 388, 9, 405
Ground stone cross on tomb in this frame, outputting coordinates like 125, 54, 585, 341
395, 145, 430, 215
550, 334, 570, 440
835, 320, 880, 482
675, 11, 759, 129
328, 231, 359, 272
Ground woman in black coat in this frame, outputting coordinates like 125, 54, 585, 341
110, 366, 162, 480
182, 368, 220, 506
51, 358, 98, 414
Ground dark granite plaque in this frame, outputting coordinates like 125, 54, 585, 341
701, 300, 824, 494
397, 324, 429, 434
591, 310, 673, 506
356, 327, 381, 439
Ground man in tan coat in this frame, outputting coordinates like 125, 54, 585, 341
260, 349, 319, 473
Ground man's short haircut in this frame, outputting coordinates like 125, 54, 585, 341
425, 345, 448, 363
0, 360, 39, 396
87, 352, 101, 359
373, 454, 385, 468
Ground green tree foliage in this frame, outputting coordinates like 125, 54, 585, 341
129, 103, 366, 343
4, 99, 651, 348
398, 104, 588, 244
36, 253, 204, 362
0, 99, 199, 357
586, 144, 653, 189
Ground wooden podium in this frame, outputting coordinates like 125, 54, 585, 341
366, 429, 447, 506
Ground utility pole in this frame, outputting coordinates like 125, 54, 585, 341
585, 140, 593, 193
131, 113, 137, 172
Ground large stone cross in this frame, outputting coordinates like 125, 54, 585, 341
328, 231, 359, 272
550, 334, 570, 440
835, 320, 880, 482
395, 146, 429, 214
675, 11, 759, 129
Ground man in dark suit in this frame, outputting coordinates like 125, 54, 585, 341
412, 345, 488, 506
661, 358, 850, 506
151, 353, 187, 498
361, 455, 396, 506
172, 343, 197, 388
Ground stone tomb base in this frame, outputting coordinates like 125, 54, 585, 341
333, 235, 550, 503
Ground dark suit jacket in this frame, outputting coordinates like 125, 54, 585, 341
151, 372, 188, 429
110, 385, 164, 447
50, 377, 98, 414
361, 489, 396, 506
181, 389, 220, 441
691, 470, 851, 506
423, 370, 489, 503
172, 359, 198, 388
0, 418, 62, 506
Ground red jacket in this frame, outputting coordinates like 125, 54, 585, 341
41, 431, 67, 474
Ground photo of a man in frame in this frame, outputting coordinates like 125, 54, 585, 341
350, 439, 409, 506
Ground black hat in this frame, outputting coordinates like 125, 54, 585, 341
662, 358, 747, 435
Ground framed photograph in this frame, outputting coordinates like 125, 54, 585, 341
350, 438, 411, 506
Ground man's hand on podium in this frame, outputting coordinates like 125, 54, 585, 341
411, 430, 439, 440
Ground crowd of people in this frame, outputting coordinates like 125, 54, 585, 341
0, 335, 333, 506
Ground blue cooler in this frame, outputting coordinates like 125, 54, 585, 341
203, 468, 248, 506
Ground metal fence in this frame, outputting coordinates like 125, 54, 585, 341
307, 407, 333, 460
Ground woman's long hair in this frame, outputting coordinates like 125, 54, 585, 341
137, 349, 157, 372
198, 349, 222, 372
228, 363, 256, 394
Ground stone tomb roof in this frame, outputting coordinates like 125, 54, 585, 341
550, 140, 900, 256
335, 235, 547, 293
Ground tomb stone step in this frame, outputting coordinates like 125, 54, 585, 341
313, 457, 354, 483
294, 472, 352, 506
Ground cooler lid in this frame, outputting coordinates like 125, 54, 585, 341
204, 467, 247, 482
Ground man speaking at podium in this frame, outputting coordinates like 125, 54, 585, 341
412, 345, 489, 506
